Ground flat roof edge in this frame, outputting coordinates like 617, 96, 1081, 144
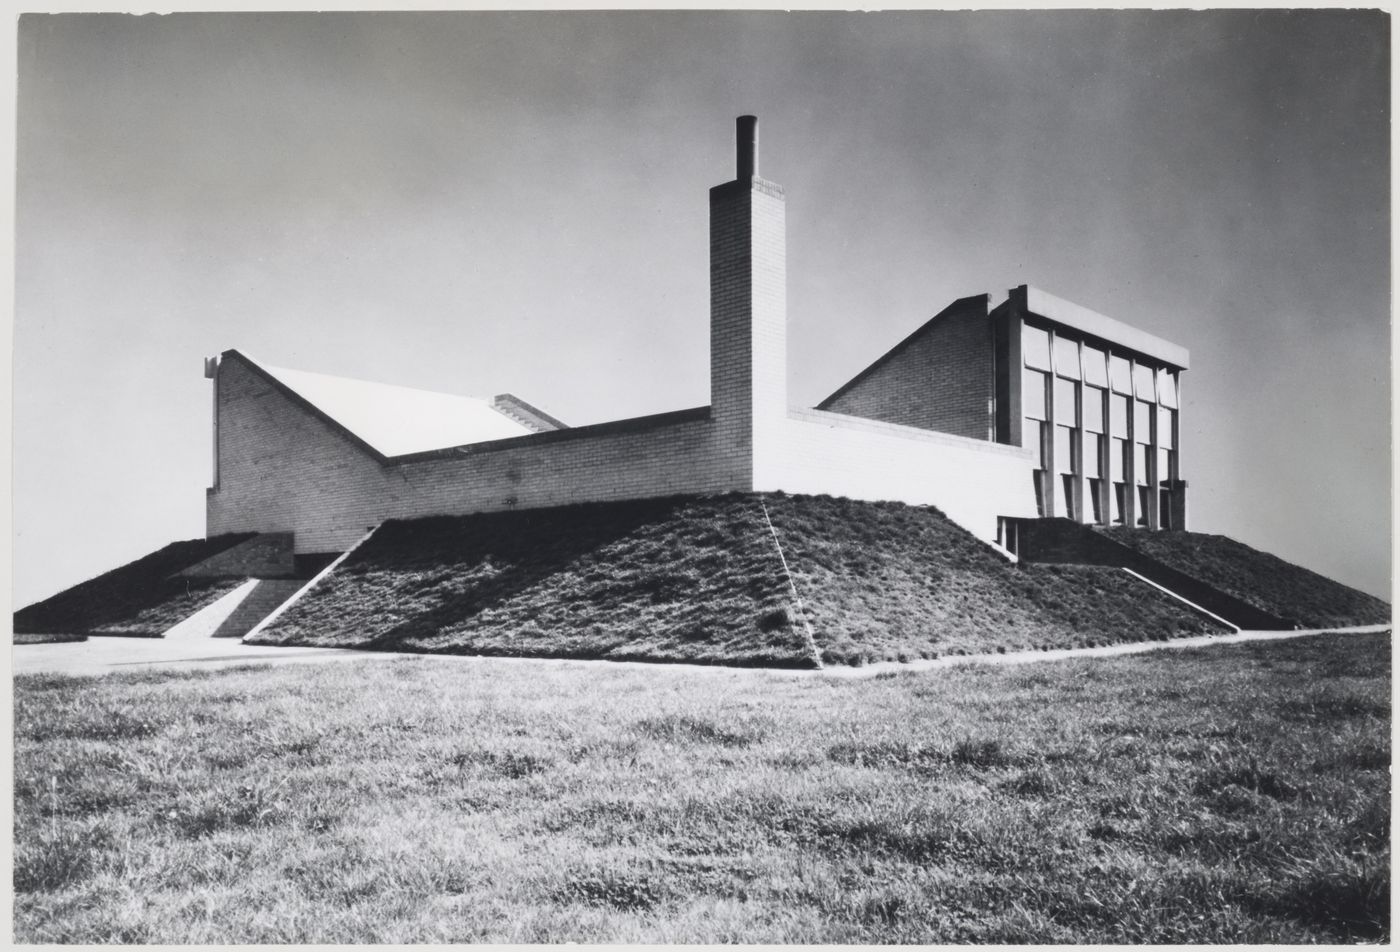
1022, 286, 1190, 369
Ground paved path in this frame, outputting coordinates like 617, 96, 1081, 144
817, 624, 1392, 679
11, 636, 390, 678
11, 624, 1388, 680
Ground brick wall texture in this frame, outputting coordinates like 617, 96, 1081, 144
821, 295, 994, 440
709, 177, 788, 483
178, 532, 296, 578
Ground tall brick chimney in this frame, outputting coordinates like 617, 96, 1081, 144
710, 115, 788, 486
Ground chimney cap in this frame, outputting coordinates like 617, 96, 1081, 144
736, 115, 758, 179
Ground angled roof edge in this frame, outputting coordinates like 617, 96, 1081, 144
221, 349, 390, 463
219, 351, 564, 460
815, 294, 991, 410
1016, 286, 1191, 370
393, 406, 711, 464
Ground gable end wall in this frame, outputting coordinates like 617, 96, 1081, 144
821, 296, 994, 440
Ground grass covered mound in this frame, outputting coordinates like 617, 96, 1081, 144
1098, 527, 1391, 629
253, 493, 1226, 666
12, 632, 1390, 943
14, 535, 255, 638
251, 495, 815, 667
763, 494, 1227, 664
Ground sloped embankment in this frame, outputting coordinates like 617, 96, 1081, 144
1097, 527, 1390, 629
250, 493, 1227, 666
13, 534, 256, 638
249, 495, 814, 667
762, 494, 1227, 664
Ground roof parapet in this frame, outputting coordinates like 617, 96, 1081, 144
1013, 285, 1190, 369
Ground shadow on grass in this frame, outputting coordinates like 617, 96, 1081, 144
14, 534, 255, 635
327, 497, 705, 652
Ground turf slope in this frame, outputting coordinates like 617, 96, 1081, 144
249, 493, 1229, 666
13, 535, 256, 638
1098, 527, 1391, 629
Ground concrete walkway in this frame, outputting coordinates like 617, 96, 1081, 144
11, 635, 390, 678
816, 623, 1392, 679
11, 624, 1388, 680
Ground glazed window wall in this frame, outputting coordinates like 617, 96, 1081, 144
1021, 320, 1183, 529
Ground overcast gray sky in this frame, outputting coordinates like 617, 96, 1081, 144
15, 10, 1391, 606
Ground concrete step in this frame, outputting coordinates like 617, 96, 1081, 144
209, 579, 308, 639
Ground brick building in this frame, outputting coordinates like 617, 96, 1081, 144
204, 116, 1188, 560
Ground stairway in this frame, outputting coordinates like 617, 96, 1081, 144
208, 579, 307, 639
1002, 518, 1297, 630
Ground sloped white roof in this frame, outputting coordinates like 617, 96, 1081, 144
246, 355, 538, 457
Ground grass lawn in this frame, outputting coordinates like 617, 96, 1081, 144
14, 630, 1389, 942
